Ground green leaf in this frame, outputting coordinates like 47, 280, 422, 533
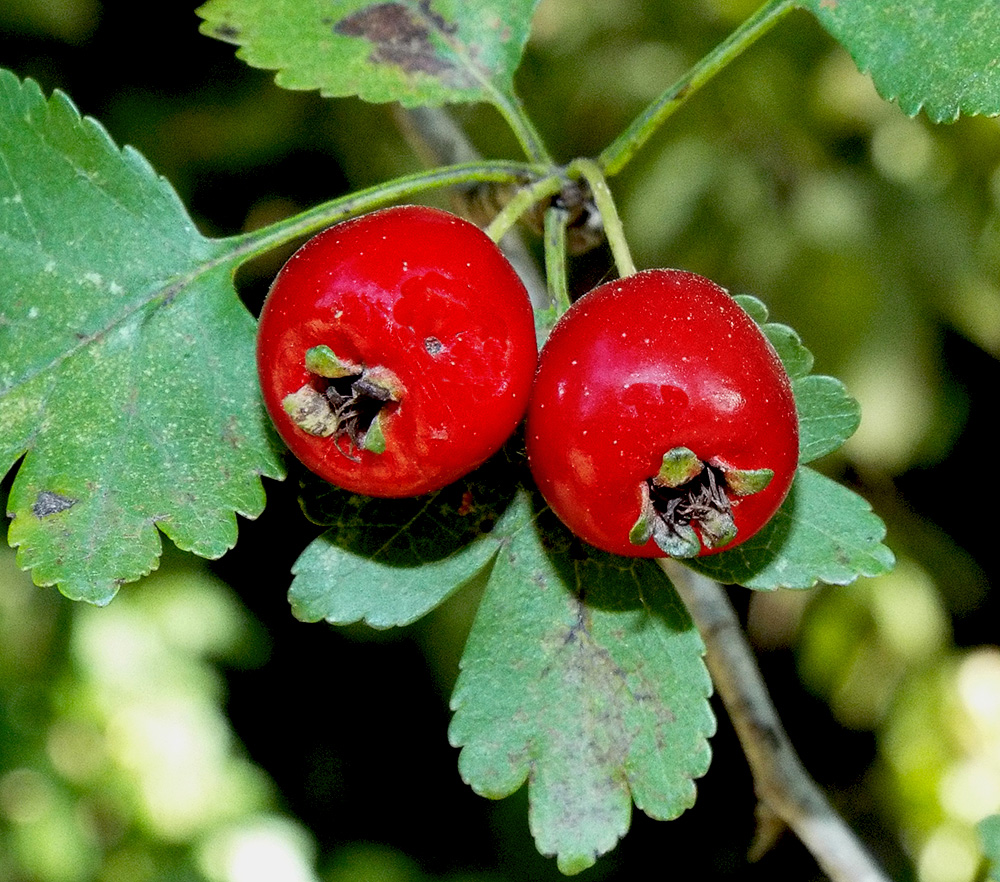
450, 493, 714, 874
735, 295, 814, 379
981, 815, 1000, 881
802, 0, 1000, 122
0, 71, 285, 604
688, 466, 894, 590
763, 323, 814, 381
794, 374, 861, 463
734, 293, 859, 462
197, 0, 541, 108
288, 460, 517, 628
732, 293, 768, 326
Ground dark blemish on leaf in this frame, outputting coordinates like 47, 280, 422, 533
161, 278, 186, 307
424, 336, 443, 355
32, 491, 78, 518
221, 415, 243, 449
209, 22, 242, 42
334, 1, 465, 81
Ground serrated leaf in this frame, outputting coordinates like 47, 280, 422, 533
734, 295, 814, 379
732, 293, 768, 325
734, 293, 858, 462
802, 0, 1000, 122
197, 0, 540, 108
0, 71, 285, 604
794, 374, 861, 463
688, 466, 894, 590
763, 322, 814, 380
450, 493, 714, 874
288, 460, 517, 628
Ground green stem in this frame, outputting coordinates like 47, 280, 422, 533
530, 207, 571, 345
485, 173, 566, 243
571, 158, 636, 278
219, 160, 543, 264
543, 206, 572, 318
493, 88, 554, 166
598, 0, 797, 177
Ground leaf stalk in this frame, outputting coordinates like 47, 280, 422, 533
484, 174, 566, 243
598, 0, 797, 177
493, 88, 555, 166
570, 158, 636, 277
220, 160, 545, 266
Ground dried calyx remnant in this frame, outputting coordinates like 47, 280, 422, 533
282, 345, 402, 460
629, 446, 773, 557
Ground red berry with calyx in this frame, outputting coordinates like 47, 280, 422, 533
526, 269, 799, 558
257, 205, 538, 497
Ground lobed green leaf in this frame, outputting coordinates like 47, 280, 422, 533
450, 493, 715, 874
288, 456, 519, 628
196, 0, 541, 108
688, 466, 894, 590
0, 71, 285, 604
734, 293, 860, 463
801, 0, 1000, 122
763, 323, 814, 381
794, 374, 861, 463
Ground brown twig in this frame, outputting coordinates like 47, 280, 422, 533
659, 559, 891, 882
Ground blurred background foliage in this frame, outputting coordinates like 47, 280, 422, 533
1, 0, 999, 880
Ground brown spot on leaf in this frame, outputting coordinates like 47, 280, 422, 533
32, 491, 78, 518
208, 21, 242, 42
335, 1, 467, 82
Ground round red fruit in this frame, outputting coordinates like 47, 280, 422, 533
257, 205, 538, 497
526, 269, 799, 558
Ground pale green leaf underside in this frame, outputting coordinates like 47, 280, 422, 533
450, 493, 714, 875
288, 476, 509, 628
196, 0, 540, 107
0, 70, 285, 604
689, 466, 894, 590
290, 528, 496, 628
803, 0, 1000, 121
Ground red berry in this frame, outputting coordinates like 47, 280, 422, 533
257, 205, 538, 497
526, 269, 799, 558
